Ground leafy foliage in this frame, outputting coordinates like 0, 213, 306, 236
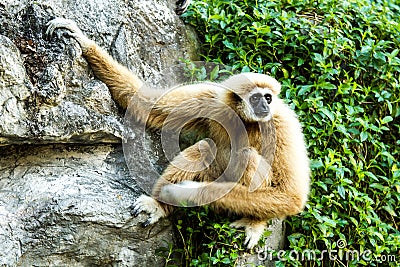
156, 207, 247, 266
159, 0, 400, 266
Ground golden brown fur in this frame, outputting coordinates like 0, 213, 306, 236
46, 18, 310, 249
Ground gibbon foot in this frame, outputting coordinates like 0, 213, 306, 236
230, 218, 267, 249
131, 195, 166, 227
46, 17, 93, 51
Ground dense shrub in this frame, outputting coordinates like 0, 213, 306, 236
160, 0, 399, 266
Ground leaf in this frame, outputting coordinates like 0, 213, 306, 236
310, 159, 324, 169
282, 67, 289, 79
209, 65, 220, 81
316, 181, 328, 191
319, 82, 337, 90
338, 185, 346, 199
320, 107, 335, 122
322, 216, 337, 227
314, 53, 324, 63
389, 48, 399, 59
383, 205, 397, 216
298, 85, 312, 96
241, 66, 250, 73
336, 124, 347, 134
221, 258, 231, 264
381, 116, 393, 124
222, 40, 235, 50
350, 217, 359, 226
360, 131, 368, 142
373, 52, 386, 61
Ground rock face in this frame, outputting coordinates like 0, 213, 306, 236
0, 0, 284, 266
0, 0, 199, 145
0, 145, 173, 266
0, 0, 198, 265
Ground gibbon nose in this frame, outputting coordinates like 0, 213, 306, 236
255, 100, 270, 117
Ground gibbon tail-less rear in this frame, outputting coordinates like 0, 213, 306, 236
46, 17, 310, 249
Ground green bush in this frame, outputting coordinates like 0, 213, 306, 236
159, 0, 400, 266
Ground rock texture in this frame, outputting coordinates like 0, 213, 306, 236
0, 0, 199, 145
0, 0, 198, 265
0, 144, 172, 266
0, 0, 284, 266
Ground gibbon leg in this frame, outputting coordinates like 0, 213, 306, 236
227, 148, 273, 249
132, 139, 218, 226
160, 147, 276, 249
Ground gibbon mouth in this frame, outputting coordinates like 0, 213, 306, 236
255, 111, 270, 118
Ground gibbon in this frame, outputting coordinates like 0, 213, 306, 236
46, 18, 310, 249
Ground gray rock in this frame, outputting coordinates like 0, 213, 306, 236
0, 0, 196, 265
0, 0, 284, 266
0, 144, 173, 266
0, 0, 199, 145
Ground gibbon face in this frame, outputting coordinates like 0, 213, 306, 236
222, 73, 281, 123
242, 87, 275, 122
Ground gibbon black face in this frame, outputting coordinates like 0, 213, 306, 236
249, 92, 272, 118
242, 87, 274, 122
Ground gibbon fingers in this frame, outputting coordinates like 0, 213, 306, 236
46, 18, 310, 249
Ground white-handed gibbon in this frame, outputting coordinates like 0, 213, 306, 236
46, 18, 310, 249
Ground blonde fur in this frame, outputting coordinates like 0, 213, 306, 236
47, 18, 310, 249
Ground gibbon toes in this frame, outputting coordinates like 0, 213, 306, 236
230, 218, 267, 250
131, 195, 166, 227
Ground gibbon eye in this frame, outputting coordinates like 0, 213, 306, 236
250, 93, 262, 103
264, 93, 272, 104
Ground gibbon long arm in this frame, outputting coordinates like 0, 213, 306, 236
46, 18, 228, 131
161, 182, 302, 219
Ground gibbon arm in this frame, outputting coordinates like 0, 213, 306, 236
163, 182, 303, 219
80, 43, 142, 109
46, 18, 228, 131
